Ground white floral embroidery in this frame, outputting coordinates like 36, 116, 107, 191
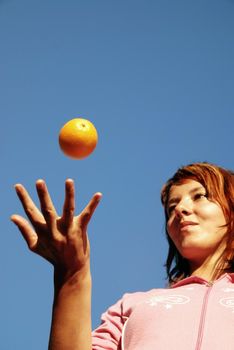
219, 297, 234, 313
145, 294, 190, 308
222, 288, 234, 292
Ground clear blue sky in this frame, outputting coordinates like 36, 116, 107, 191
1, 0, 234, 348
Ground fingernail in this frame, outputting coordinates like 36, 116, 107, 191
36, 179, 45, 189
14, 184, 20, 193
10, 216, 16, 224
97, 193, 102, 201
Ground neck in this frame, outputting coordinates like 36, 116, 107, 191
187, 240, 229, 282
190, 265, 219, 282
189, 254, 227, 282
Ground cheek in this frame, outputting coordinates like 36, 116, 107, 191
167, 218, 176, 239
198, 204, 226, 226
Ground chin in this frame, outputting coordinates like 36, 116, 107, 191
177, 244, 207, 259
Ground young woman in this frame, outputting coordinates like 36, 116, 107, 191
11, 162, 234, 350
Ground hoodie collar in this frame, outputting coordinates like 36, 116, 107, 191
170, 273, 234, 288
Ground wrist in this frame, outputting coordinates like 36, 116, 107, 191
53, 264, 91, 293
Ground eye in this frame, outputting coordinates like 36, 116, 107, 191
193, 193, 207, 200
167, 204, 176, 216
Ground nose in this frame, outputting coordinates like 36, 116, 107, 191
174, 201, 193, 218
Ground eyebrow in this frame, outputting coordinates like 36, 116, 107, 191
167, 186, 205, 206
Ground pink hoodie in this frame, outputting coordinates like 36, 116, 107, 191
92, 273, 234, 349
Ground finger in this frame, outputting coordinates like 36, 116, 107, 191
61, 179, 75, 227
14, 184, 44, 224
36, 180, 58, 228
79, 192, 102, 231
11, 214, 38, 251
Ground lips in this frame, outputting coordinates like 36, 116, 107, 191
179, 221, 198, 230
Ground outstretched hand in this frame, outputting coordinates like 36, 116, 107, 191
11, 179, 102, 282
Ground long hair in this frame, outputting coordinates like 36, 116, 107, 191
161, 162, 234, 284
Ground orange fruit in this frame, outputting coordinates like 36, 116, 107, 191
59, 118, 98, 159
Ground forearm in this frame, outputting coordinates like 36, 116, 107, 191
49, 269, 92, 350
12, 180, 101, 350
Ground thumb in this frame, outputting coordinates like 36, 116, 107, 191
79, 192, 102, 230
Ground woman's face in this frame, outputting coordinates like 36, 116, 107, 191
166, 179, 227, 264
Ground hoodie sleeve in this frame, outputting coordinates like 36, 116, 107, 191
92, 297, 126, 349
